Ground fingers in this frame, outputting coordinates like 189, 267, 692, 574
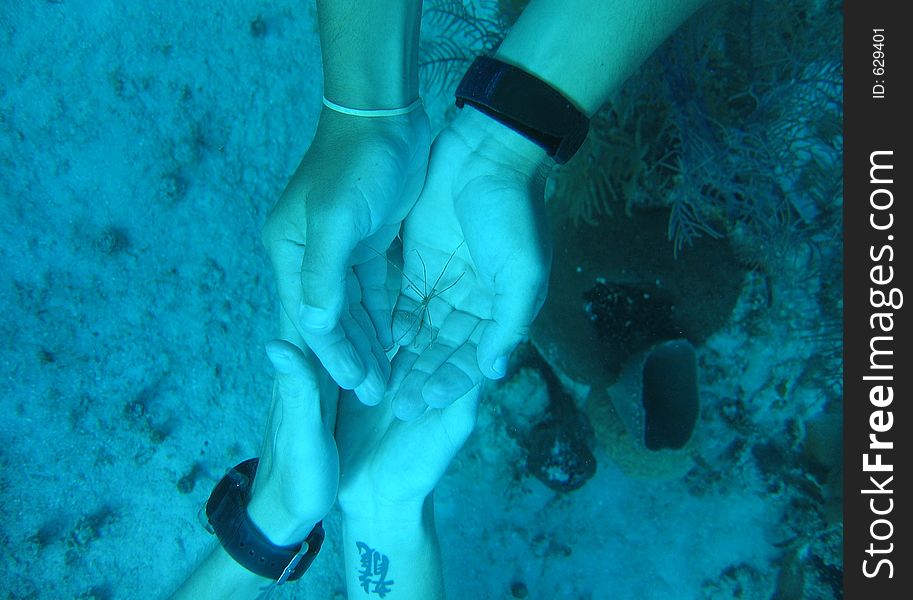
417, 311, 483, 407
299, 317, 365, 391
277, 308, 340, 432
477, 306, 543, 379
263, 234, 308, 341
436, 382, 482, 451
447, 155, 550, 380
299, 205, 365, 333
422, 345, 482, 408
344, 283, 390, 406
277, 306, 305, 348
257, 339, 339, 538
263, 201, 374, 396
299, 273, 389, 406
354, 256, 394, 352
384, 382, 482, 495
390, 311, 484, 420
476, 259, 549, 380
264, 339, 321, 419
388, 349, 424, 420
391, 294, 423, 348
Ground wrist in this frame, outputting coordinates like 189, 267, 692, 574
315, 102, 428, 139
342, 495, 433, 547
341, 496, 443, 600
247, 491, 318, 547
322, 67, 418, 111
450, 107, 553, 181
317, 0, 421, 109
341, 495, 426, 530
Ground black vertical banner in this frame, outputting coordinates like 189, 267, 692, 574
844, 2, 911, 597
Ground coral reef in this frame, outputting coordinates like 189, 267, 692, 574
658, 0, 842, 264
529, 200, 743, 478
420, 0, 842, 276
641, 339, 699, 451
583, 281, 681, 358
532, 204, 743, 386
549, 90, 681, 228
486, 343, 598, 493
525, 418, 596, 492
547, 0, 842, 274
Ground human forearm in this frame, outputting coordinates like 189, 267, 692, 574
171, 500, 320, 600
342, 498, 444, 600
173, 341, 333, 599
316, 0, 422, 108
171, 543, 278, 600
496, 0, 711, 116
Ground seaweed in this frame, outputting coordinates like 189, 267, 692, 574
177, 462, 204, 494
93, 225, 129, 256
550, 87, 682, 228
76, 585, 114, 600
658, 0, 842, 264
547, 0, 842, 270
419, 0, 506, 94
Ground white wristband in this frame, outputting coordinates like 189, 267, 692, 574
322, 96, 423, 117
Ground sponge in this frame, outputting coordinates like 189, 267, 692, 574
641, 339, 699, 450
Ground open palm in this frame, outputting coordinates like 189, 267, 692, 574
387, 109, 552, 420
335, 385, 479, 517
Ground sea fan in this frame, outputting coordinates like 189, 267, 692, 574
658, 0, 842, 264
419, 0, 506, 94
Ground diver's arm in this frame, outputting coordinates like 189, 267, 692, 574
170, 542, 281, 600
170, 511, 321, 600
341, 497, 444, 600
497, 0, 711, 117
171, 341, 336, 599
316, 0, 422, 108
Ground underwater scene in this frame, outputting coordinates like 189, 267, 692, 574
0, 0, 842, 598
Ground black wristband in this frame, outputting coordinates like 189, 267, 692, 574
205, 458, 324, 583
455, 56, 590, 164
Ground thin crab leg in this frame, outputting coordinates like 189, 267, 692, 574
413, 267, 466, 345
393, 302, 426, 346
413, 249, 429, 298
383, 241, 468, 347
364, 244, 427, 304
426, 271, 465, 301
426, 241, 465, 296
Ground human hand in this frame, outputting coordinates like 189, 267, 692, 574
388, 107, 553, 420
246, 340, 340, 546
170, 340, 337, 599
261, 107, 431, 406
333, 371, 479, 600
335, 380, 480, 522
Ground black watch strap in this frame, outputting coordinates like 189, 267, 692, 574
205, 458, 324, 582
455, 55, 589, 164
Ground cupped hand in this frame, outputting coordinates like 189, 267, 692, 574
388, 107, 553, 420
246, 339, 340, 545
334, 380, 481, 520
262, 107, 431, 406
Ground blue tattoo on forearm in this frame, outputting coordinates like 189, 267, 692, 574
356, 541, 394, 597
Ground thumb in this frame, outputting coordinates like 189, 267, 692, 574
436, 383, 482, 451
477, 272, 547, 379
264, 339, 320, 412
299, 208, 363, 333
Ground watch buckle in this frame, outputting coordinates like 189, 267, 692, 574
197, 504, 215, 534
